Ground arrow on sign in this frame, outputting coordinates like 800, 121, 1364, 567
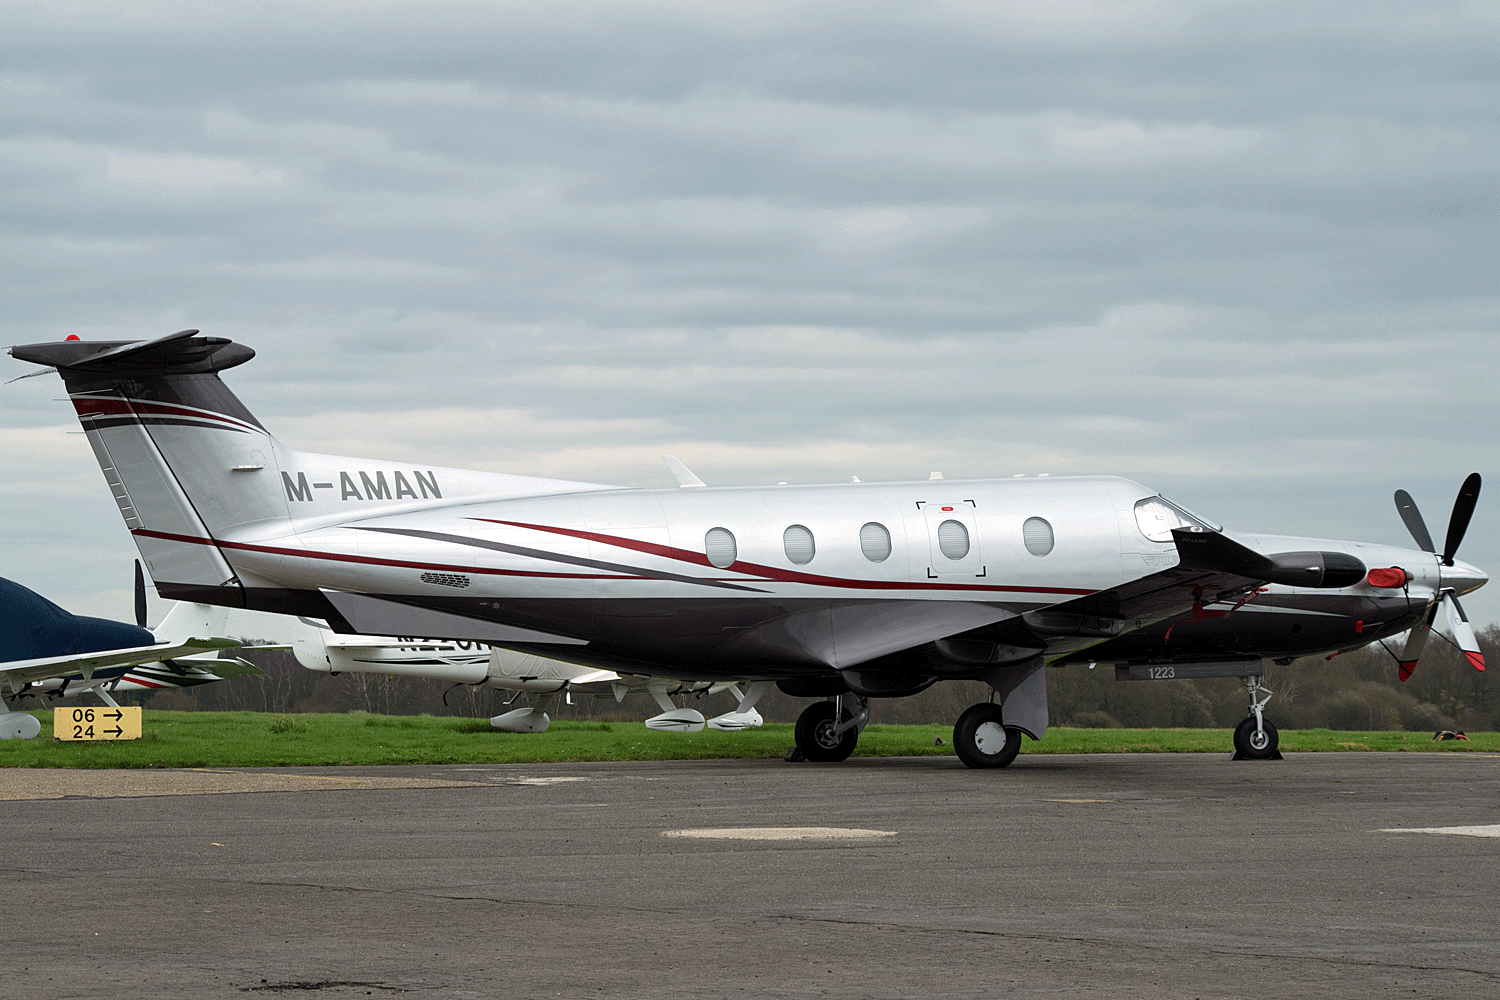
103, 710, 123, 721
104, 727, 123, 738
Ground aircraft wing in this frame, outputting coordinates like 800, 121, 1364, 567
0, 637, 243, 686
928, 528, 1278, 668
1019, 529, 1274, 660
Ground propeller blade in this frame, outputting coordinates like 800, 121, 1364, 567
1398, 602, 1440, 682
134, 559, 148, 629
1442, 591, 1486, 672
1394, 489, 1436, 554
1440, 473, 1482, 566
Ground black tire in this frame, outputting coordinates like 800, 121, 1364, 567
953, 703, 1022, 770
1233, 716, 1279, 759
794, 701, 858, 763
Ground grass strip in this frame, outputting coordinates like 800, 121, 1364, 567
0, 710, 1496, 769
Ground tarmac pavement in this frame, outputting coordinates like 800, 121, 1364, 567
3, 751, 1499, 999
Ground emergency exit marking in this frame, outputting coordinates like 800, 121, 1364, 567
54, 706, 142, 741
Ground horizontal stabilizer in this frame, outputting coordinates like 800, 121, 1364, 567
10, 331, 256, 376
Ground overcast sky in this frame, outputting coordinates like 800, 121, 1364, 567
4, 0, 1499, 632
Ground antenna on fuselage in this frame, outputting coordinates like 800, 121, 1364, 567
663, 456, 707, 488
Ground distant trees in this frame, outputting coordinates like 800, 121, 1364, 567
121, 625, 1499, 733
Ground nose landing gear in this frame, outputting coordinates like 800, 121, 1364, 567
1231, 674, 1282, 760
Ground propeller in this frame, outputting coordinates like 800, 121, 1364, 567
134, 559, 148, 630
1394, 474, 1485, 681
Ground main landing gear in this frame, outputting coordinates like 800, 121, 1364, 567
1232, 674, 1282, 760
793, 694, 869, 762
791, 695, 1028, 769
952, 702, 1023, 769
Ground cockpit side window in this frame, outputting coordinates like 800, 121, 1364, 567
1133, 496, 1221, 542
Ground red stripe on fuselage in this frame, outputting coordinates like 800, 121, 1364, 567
474, 519, 1097, 596
129, 528, 642, 581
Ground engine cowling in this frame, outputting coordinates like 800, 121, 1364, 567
1262, 550, 1367, 589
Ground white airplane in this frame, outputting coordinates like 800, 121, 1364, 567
0, 566, 252, 739
9, 330, 1487, 765
286, 616, 765, 733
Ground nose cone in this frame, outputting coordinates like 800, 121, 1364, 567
1444, 558, 1488, 596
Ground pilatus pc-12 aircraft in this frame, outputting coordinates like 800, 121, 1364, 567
9, 330, 1488, 765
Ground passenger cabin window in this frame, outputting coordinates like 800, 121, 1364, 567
937, 519, 970, 560
783, 524, 815, 565
1022, 517, 1054, 557
705, 527, 737, 568
1133, 496, 1221, 542
859, 522, 892, 562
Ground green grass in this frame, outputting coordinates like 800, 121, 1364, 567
1, 710, 1497, 769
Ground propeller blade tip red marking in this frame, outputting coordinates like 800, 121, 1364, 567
1466, 652, 1485, 672
1398, 661, 1416, 682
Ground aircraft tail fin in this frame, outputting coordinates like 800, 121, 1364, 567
9, 333, 292, 606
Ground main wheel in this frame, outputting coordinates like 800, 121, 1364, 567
1232, 716, 1279, 759
794, 701, 858, 762
953, 703, 1022, 769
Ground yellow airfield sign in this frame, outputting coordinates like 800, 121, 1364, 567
54, 706, 142, 741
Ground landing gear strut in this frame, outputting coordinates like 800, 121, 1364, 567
793, 694, 868, 762
953, 702, 1022, 769
1231, 674, 1282, 760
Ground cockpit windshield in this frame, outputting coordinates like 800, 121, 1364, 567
1133, 495, 1223, 542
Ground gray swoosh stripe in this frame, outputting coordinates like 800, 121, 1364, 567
354, 526, 769, 593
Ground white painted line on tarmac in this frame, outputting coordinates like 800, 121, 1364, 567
1380, 824, 1500, 838
662, 827, 897, 840
509, 776, 589, 786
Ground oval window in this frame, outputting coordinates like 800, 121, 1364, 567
1022, 517, 1054, 557
783, 524, 815, 565
859, 522, 892, 562
937, 519, 970, 560
704, 527, 737, 569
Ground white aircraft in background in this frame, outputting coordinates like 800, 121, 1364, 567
286, 616, 765, 733
10, 330, 1487, 765
1, 565, 253, 739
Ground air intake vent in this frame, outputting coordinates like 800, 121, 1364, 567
420, 572, 471, 589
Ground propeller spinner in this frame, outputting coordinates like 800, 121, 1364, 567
1394, 474, 1486, 681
